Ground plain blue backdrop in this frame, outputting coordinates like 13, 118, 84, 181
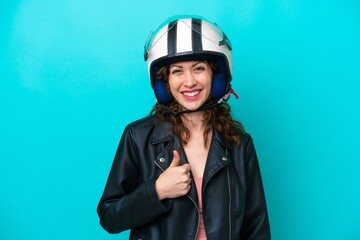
1, 1, 359, 239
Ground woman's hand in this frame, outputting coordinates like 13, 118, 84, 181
155, 150, 191, 200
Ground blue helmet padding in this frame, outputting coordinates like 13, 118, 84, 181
153, 80, 172, 105
211, 73, 228, 100
211, 57, 229, 100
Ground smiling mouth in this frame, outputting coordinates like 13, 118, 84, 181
182, 90, 200, 97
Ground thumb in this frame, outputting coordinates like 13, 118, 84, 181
170, 150, 181, 167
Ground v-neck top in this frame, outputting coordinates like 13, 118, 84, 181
194, 177, 207, 240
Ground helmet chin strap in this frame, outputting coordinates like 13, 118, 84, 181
160, 89, 238, 116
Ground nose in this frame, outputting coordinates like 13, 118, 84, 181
183, 70, 196, 88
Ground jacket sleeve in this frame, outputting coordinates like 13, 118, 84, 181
240, 135, 271, 239
97, 126, 170, 234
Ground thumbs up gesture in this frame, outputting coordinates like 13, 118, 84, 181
155, 150, 191, 200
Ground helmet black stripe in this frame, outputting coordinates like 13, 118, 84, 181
192, 18, 203, 52
167, 20, 177, 57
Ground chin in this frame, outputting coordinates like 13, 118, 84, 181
181, 104, 203, 111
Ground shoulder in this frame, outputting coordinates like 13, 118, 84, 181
126, 115, 157, 130
229, 131, 255, 153
239, 132, 259, 162
124, 115, 173, 143
123, 116, 158, 139
240, 131, 256, 149
240, 131, 252, 145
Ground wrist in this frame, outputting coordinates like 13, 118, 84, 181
155, 179, 165, 200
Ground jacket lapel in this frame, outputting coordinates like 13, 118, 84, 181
152, 119, 194, 169
152, 119, 199, 205
202, 129, 233, 191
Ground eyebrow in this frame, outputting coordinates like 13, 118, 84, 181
170, 61, 206, 68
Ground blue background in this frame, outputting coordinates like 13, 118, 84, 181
1, 1, 359, 239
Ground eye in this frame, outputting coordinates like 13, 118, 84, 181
193, 65, 206, 73
170, 68, 182, 75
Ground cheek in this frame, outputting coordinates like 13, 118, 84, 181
203, 75, 213, 98
168, 79, 178, 96
204, 74, 213, 90
168, 78, 179, 90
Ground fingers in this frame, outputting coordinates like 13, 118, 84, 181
156, 150, 192, 199
169, 150, 191, 178
170, 150, 181, 167
182, 163, 191, 173
178, 172, 191, 183
155, 163, 192, 200
186, 176, 191, 185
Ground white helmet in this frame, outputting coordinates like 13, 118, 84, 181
144, 16, 233, 105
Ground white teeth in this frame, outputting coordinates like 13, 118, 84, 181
183, 91, 200, 97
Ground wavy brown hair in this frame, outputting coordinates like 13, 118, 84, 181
150, 62, 244, 146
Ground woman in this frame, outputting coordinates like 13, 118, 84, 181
97, 16, 271, 240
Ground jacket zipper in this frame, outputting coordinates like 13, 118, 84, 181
227, 164, 232, 240
225, 148, 232, 240
187, 194, 200, 240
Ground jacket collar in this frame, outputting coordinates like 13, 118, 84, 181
151, 118, 173, 144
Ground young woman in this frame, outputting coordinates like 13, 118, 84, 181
97, 16, 271, 240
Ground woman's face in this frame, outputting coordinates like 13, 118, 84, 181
168, 61, 213, 111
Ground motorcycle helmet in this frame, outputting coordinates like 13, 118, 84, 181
144, 16, 233, 106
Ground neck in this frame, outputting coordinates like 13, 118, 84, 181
181, 111, 206, 131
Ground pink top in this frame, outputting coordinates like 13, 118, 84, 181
194, 177, 207, 240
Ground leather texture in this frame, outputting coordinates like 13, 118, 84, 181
97, 116, 271, 240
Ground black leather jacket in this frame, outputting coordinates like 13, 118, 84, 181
97, 116, 270, 239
